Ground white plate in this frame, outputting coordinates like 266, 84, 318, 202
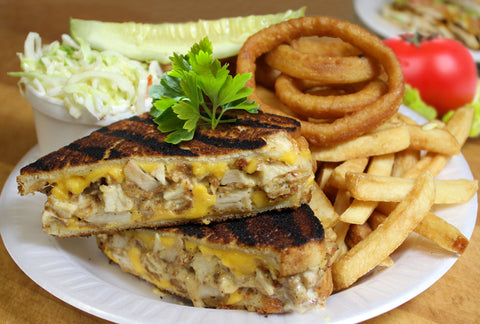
353, 0, 480, 62
0, 106, 477, 324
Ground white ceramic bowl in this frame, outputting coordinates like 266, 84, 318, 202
24, 85, 136, 155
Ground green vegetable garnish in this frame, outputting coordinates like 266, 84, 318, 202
403, 83, 480, 138
403, 84, 438, 120
443, 82, 480, 138
149, 37, 258, 144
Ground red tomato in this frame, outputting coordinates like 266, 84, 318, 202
384, 34, 478, 115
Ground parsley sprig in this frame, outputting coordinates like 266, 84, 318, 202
149, 37, 259, 144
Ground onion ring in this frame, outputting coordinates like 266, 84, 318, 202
264, 43, 378, 84
290, 36, 362, 57
236, 16, 404, 146
255, 55, 280, 89
274, 74, 388, 119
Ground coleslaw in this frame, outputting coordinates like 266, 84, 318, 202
10, 32, 163, 120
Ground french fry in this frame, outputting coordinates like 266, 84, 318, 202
340, 199, 380, 225
331, 221, 350, 264
340, 154, 395, 224
327, 157, 369, 189
344, 172, 478, 204
345, 223, 372, 248
309, 183, 339, 229
372, 113, 406, 131
345, 223, 394, 267
401, 154, 444, 179
395, 112, 419, 125
310, 125, 410, 162
368, 211, 469, 255
309, 108, 476, 292
416, 212, 470, 254
402, 107, 474, 179
367, 210, 389, 230
332, 172, 435, 290
333, 189, 351, 215
316, 162, 338, 191
391, 148, 421, 177
406, 124, 461, 155
443, 106, 474, 147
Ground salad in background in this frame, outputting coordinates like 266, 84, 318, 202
7, 10, 307, 154
9, 32, 163, 120
8, 9, 306, 122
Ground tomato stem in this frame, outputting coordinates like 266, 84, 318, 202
400, 32, 437, 47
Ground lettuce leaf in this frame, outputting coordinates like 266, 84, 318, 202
403, 83, 480, 137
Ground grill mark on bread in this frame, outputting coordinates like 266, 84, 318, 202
230, 112, 300, 132
20, 111, 301, 174
193, 131, 266, 150
96, 126, 195, 157
168, 205, 324, 250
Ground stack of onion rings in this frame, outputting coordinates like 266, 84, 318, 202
290, 36, 362, 57
236, 16, 405, 147
265, 44, 378, 84
275, 76, 388, 119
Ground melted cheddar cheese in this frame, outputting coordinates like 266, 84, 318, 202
187, 184, 217, 218
51, 165, 124, 200
128, 247, 145, 275
124, 231, 261, 281
198, 245, 258, 276
251, 190, 270, 208
136, 162, 160, 173
127, 245, 173, 290
191, 161, 228, 178
280, 151, 298, 165
130, 231, 261, 278
226, 290, 244, 305
246, 158, 259, 174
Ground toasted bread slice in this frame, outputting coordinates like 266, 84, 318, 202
97, 204, 335, 314
17, 112, 315, 237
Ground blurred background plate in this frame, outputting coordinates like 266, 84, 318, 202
353, 0, 480, 62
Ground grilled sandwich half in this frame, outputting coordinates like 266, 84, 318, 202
97, 204, 335, 314
17, 111, 315, 237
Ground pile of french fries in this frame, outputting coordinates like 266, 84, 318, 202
308, 107, 478, 291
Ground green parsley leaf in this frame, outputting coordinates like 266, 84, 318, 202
149, 37, 258, 143
173, 101, 200, 132
149, 74, 184, 100
218, 73, 254, 106
152, 107, 184, 132
151, 97, 177, 117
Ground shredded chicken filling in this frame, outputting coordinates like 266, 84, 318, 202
97, 232, 331, 313
43, 151, 314, 229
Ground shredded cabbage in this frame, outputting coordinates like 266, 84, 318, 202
10, 32, 163, 120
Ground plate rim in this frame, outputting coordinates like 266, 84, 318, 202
0, 107, 477, 323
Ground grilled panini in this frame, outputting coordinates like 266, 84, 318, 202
97, 204, 335, 314
17, 111, 315, 237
